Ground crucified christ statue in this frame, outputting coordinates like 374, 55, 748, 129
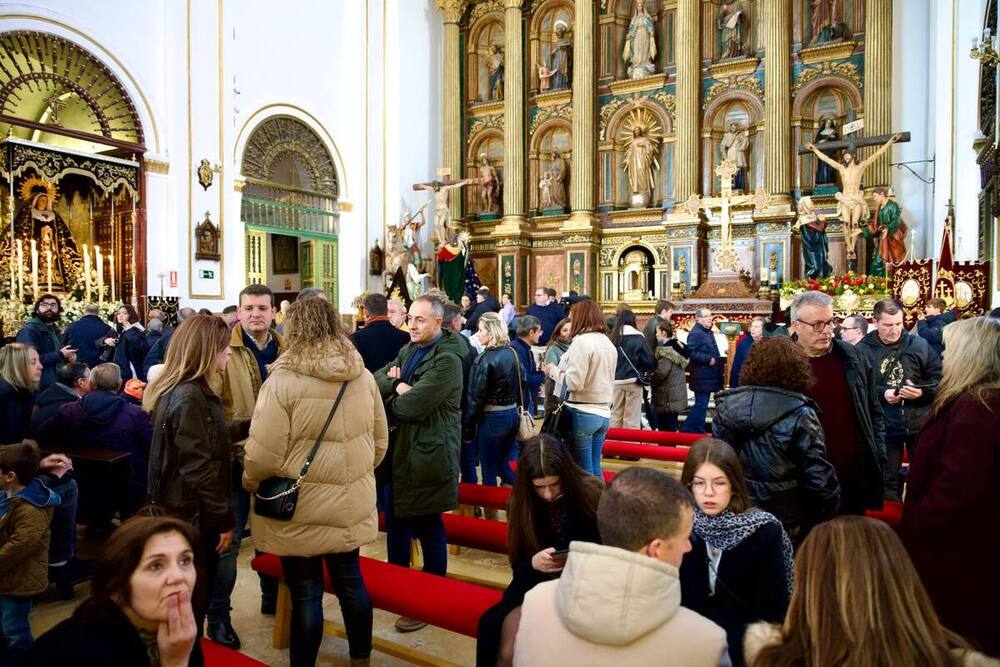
804, 132, 903, 262
413, 169, 477, 245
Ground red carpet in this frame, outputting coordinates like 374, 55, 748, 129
201, 638, 268, 666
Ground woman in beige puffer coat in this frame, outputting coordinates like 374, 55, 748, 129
243, 297, 387, 667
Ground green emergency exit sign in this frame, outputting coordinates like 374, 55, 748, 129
200, 270, 214, 279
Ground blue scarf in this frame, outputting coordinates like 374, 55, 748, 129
693, 507, 794, 595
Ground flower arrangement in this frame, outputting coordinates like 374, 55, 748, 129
780, 272, 889, 298
351, 291, 370, 310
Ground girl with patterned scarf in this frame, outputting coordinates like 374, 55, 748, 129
679, 438, 794, 667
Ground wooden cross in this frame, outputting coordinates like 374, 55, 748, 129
797, 131, 911, 156
684, 159, 772, 273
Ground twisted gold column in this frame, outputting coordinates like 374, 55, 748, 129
864, 0, 892, 187
763, 0, 791, 197
500, 0, 527, 229
674, 0, 700, 203
436, 0, 467, 220
567, 0, 596, 227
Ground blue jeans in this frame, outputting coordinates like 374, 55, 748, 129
460, 438, 479, 484
476, 408, 518, 486
281, 550, 372, 664
0, 595, 33, 660
385, 487, 447, 576
43, 475, 78, 564
208, 463, 277, 624
681, 391, 711, 434
567, 406, 610, 477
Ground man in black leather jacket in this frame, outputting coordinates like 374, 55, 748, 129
856, 299, 941, 500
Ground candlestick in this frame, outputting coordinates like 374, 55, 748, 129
95, 245, 104, 306
8, 244, 14, 299
83, 243, 92, 303
16, 239, 22, 301
109, 253, 115, 303
46, 249, 52, 294
30, 239, 38, 301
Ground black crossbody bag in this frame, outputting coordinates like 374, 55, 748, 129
253, 381, 348, 521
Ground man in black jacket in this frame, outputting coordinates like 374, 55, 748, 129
351, 293, 410, 373
856, 299, 941, 500
16, 294, 77, 389
463, 287, 500, 334
791, 291, 886, 514
62, 303, 113, 368
915, 298, 956, 358
30, 362, 91, 435
142, 306, 195, 377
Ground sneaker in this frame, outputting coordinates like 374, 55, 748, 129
394, 616, 427, 633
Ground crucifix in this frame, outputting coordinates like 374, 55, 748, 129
684, 159, 772, 274
412, 168, 477, 246
799, 131, 909, 265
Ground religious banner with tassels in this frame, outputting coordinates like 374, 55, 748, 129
932, 203, 991, 317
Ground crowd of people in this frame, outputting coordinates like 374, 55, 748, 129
0, 283, 997, 667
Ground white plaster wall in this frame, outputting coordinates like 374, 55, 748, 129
954, 0, 988, 262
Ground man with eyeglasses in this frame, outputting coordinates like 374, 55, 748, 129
837, 315, 868, 346
856, 299, 941, 500
15, 294, 77, 390
789, 291, 885, 515
526, 286, 563, 345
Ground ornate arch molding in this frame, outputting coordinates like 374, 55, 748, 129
0, 30, 144, 145
791, 77, 863, 119
241, 116, 338, 197
530, 117, 572, 151
703, 89, 765, 128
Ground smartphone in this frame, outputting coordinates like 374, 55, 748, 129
551, 548, 569, 558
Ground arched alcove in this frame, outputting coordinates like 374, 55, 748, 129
702, 91, 765, 195
529, 119, 572, 213
467, 16, 505, 104
528, 0, 574, 93
792, 80, 863, 192
603, 101, 674, 208
465, 129, 504, 218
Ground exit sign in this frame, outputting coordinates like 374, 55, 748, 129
200, 270, 215, 279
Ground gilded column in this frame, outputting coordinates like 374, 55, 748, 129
437, 0, 467, 220
674, 0, 700, 203
864, 0, 892, 187
500, 0, 527, 230
763, 0, 791, 198
567, 0, 596, 228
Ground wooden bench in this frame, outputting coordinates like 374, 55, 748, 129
251, 553, 502, 667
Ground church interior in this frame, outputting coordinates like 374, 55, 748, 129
1, 0, 998, 665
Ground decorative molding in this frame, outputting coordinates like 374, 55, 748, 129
468, 100, 505, 116
798, 40, 857, 66
495, 236, 531, 248
241, 116, 338, 196
502, 0, 524, 9
563, 233, 599, 245
436, 0, 469, 23
792, 62, 863, 96
532, 238, 564, 249
598, 98, 627, 141
707, 57, 760, 80
469, 114, 504, 135
470, 0, 504, 21
703, 76, 764, 109
650, 92, 676, 118
608, 72, 668, 96
529, 104, 572, 134
144, 157, 170, 175
755, 221, 791, 234
608, 208, 667, 225
534, 89, 573, 108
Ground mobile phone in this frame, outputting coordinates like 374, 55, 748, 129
551, 548, 569, 558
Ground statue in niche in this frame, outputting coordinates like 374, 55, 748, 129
195, 212, 221, 262
548, 20, 572, 91
720, 122, 750, 192
477, 154, 501, 215
794, 196, 832, 279
539, 171, 553, 208
621, 108, 662, 208
810, 0, 843, 45
623, 1, 657, 80
813, 117, 840, 186
548, 150, 567, 207
538, 64, 554, 91
487, 44, 504, 101
718, 0, 748, 60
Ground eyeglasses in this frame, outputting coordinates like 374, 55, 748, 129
37, 302, 58, 310
840, 326, 862, 331
796, 318, 835, 333
691, 479, 730, 492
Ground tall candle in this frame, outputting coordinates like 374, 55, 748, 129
46, 249, 52, 294
8, 243, 14, 299
83, 243, 92, 303
16, 239, 23, 301
109, 253, 115, 303
95, 245, 104, 305
30, 239, 38, 301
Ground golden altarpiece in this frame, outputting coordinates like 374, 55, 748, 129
435, 0, 895, 315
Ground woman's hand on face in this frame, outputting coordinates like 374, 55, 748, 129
216, 530, 235, 554
157, 588, 197, 667
104, 337, 117, 347
531, 547, 565, 574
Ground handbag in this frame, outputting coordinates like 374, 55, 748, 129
621, 346, 651, 387
253, 381, 349, 521
510, 348, 537, 441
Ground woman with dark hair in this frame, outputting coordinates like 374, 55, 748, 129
544, 300, 618, 476
745, 516, 991, 667
27, 516, 203, 666
608, 308, 656, 429
0, 343, 42, 445
679, 439, 793, 667
712, 336, 840, 545
542, 317, 572, 417
651, 320, 688, 431
102, 304, 150, 381
476, 435, 602, 667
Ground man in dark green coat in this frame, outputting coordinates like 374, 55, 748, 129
374, 295, 465, 632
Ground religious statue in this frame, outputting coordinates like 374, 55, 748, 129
383, 223, 406, 280
477, 154, 501, 215
549, 20, 572, 91
805, 133, 902, 264
197, 159, 214, 190
794, 196, 832, 279
538, 64, 554, 92
718, 0, 748, 60
863, 187, 907, 277
813, 118, 840, 187
810, 0, 842, 45
539, 171, 553, 208
621, 108, 662, 208
401, 251, 430, 298
413, 171, 476, 247
400, 206, 427, 270
547, 150, 567, 207
720, 122, 749, 193
195, 212, 221, 261
0, 179, 82, 293
487, 44, 504, 101
623, 1, 656, 80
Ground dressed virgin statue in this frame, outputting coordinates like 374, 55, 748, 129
622, 125, 660, 208
623, 1, 656, 79
813, 118, 839, 186
1, 187, 82, 293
